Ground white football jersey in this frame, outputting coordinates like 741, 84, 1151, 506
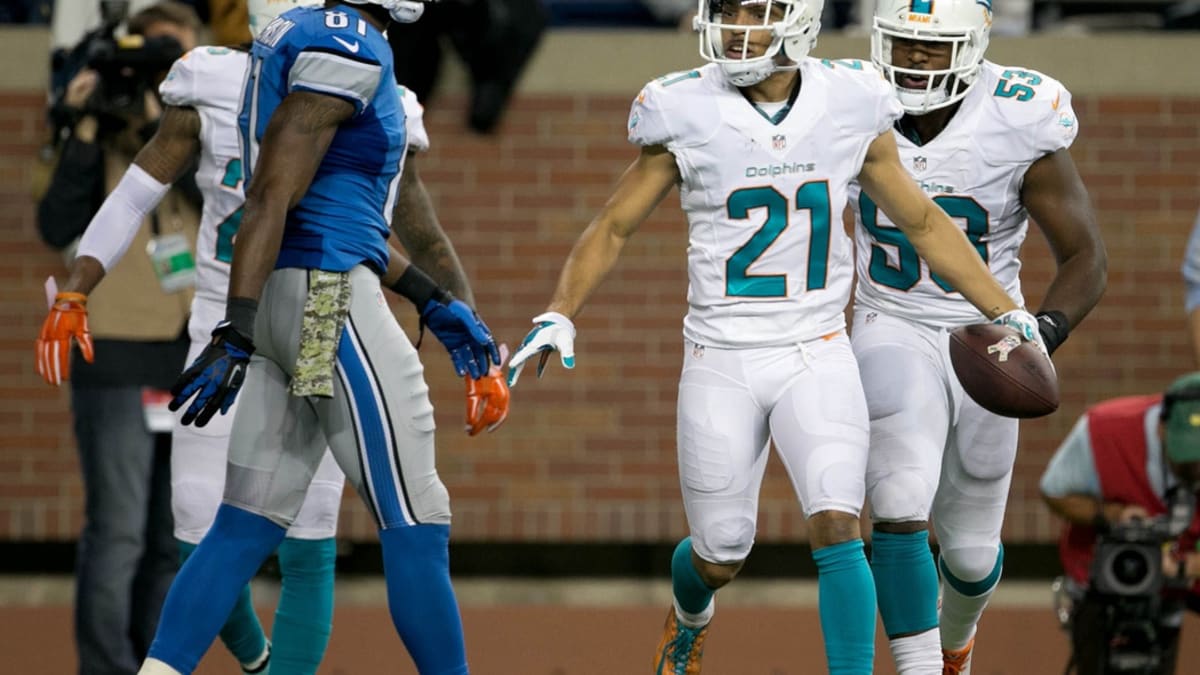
159, 47, 429, 341
629, 60, 902, 348
849, 61, 1079, 328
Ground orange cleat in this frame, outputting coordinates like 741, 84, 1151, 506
942, 637, 974, 675
653, 608, 708, 675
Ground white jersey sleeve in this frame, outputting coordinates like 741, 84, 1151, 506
981, 63, 1079, 163
159, 48, 200, 107
160, 47, 246, 113
398, 85, 429, 153
628, 69, 717, 150
821, 58, 904, 139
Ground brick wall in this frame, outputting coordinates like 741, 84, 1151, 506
2, 90, 1197, 544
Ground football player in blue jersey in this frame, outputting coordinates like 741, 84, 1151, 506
136, 2, 502, 674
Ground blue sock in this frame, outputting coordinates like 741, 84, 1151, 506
272, 537, 337, 675
148, 505, 285, 673
813, 539, 876, 675
380, 524, 468, 675
177, 540, 267, 668
671, 537, 715, 615
870, 530, 939, 637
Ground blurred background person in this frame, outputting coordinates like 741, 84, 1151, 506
34, 2, 201, 673
1040, 373, 1200, 675
1183, 209, 1200, 367
387, 0, 547, 134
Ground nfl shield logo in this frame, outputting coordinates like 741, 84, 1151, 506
772, 134, 786, 150
913, 156, 927, 171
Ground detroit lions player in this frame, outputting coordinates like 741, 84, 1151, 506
507, 1, 1043, 673
848, 1, 1106, 673
35, 1, 504, 672
129, 2, 501, 673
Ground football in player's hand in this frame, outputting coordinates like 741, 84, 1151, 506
948, 323, 1059, 419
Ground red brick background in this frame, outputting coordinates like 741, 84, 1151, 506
1, 91, 1197, 544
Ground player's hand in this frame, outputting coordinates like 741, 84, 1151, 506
506, 312, 575, 387
421, 298, 501, 379
465, 344, 510, 436
466, 370, 510, 437
35, 292, 95, 386
993, 309, 1048, 357
169, 322, 255, 427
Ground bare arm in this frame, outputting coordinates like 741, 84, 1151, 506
229, 92, 352, 302
545, 144, 680, 318
390, 152, 475, 305
1022, 149, 1107, 329
1042, 493, 1148, 528
62, 105, 201, 296
381, 236, 414, 288
858, 132, 1017, 320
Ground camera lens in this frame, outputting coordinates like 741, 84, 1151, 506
1112, 549, 1150, 587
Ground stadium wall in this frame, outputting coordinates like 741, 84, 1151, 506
1, 29, 1197, 556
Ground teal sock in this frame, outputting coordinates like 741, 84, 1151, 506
177, 539, 267, 668
813, 539, 876, 675
670, 537, 715, 615
871, 530, 939, 637
271, 537, 337, 675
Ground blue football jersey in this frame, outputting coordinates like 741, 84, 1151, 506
238, 5, 406, 273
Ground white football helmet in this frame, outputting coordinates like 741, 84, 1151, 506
248, 0, 322, 39
695, 0, 824, 87
872, 0, 993, 114
342, 0, 431, 24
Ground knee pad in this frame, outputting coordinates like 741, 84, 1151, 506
940, 544, 1003, 595
868, 469, 934, 523
695, 516, 756, 563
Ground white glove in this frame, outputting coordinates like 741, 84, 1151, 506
506, 312, 576, 387
993, 309, 1049, 357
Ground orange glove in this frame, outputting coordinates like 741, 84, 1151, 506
465, 366, 509, 436
36, 292, 95, 386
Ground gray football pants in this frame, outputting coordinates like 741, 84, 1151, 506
223, 265, 451, 530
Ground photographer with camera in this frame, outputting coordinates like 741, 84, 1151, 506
1040, 373, 1200, 675
35, 3, 201, 674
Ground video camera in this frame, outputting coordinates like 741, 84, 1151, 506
1083, 490, 1195, 674
48, 0, 183, 139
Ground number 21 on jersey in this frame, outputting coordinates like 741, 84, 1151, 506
725, 181, 831, 297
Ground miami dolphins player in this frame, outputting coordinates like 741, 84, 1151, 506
507, 1, 1044, 673
35, 1, 504, 673
849, 1, 1106, 673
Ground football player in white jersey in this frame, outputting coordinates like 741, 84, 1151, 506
506, 1, 1043, 673
848, 1, 1107, 673
33, 2, 503, 673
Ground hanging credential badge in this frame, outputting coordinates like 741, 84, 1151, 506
146, 232, 196, 293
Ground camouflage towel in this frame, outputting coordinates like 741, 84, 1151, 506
290, 269, 352, 398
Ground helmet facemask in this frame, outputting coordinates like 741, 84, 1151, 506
872, 1, 991, 114
696, 0, 823, 87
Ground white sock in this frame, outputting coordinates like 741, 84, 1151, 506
674, 596, 715, 628
888, 627, 943, 675
138, 658, 183, 675
939, 578, 988, 651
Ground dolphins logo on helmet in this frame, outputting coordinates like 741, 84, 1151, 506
872, 0, 993, 114
695, 0, 824, 87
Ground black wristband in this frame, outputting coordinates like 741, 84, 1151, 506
1036, 310, 1070, 355
390, 265, 452, 310
224, 296, 259, 341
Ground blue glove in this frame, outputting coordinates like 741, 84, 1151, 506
169, 322, 255, 427
421, 298, 501, 379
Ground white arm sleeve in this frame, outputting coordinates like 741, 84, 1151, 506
75, 164, 171, 272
